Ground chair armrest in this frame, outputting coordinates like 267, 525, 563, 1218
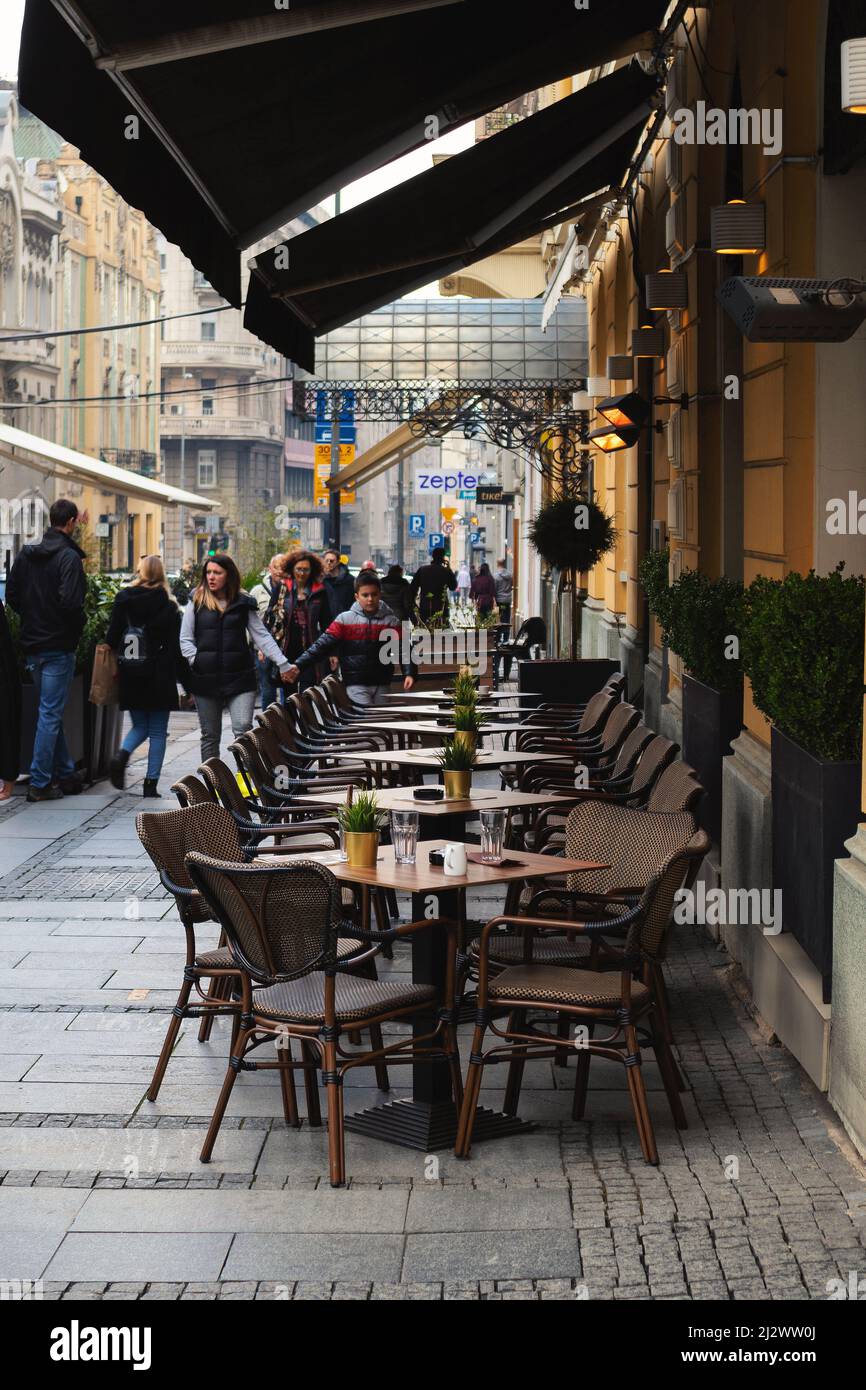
159, 869, 195, 898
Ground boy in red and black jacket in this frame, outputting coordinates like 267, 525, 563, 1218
285, 571, 414, 707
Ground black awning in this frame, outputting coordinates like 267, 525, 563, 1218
19, 0, 667, 306
245, 63, 660, 369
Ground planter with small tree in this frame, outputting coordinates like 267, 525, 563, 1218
640, 553, 744, 844
740, 565, 864, 1002
529, 498, 617, 662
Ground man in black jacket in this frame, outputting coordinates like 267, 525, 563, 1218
6, 499, 87, 800
409, 547, 457, 624
320, 549, 355, 623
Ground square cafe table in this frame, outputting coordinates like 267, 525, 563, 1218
292, 785, 579, 843
277, 840, 608, 1151
319, 748, 565, 781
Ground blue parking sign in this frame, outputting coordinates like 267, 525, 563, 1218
428, 533, 444, 551
409, 514, 426, 537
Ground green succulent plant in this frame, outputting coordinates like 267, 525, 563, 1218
452, 705, 485, 733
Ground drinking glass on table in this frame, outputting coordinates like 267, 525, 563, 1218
338, 824, 349, 861
390, 809, 420, 865
479, 808, 508, 863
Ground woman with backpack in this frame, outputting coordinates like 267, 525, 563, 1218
106, 555, 184, 797
179, 552, 292, 762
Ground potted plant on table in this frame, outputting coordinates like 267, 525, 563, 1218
451, 667, 478, 721
640, 552, 744, 844
452, 704, 484, 752
740, 565, 864, 1003
437, 737, 478, 799
337, 790, 387, 870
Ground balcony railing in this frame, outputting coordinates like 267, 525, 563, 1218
160, 340, 279, 371
99, 448, 158, 477
159, 413, 281, 443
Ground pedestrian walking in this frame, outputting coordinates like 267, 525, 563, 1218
409, 547, 458, 625
456, 561, 471, 606
106, 556, 185, 797
320, 548, 354, 623
179, 553, 292, 762
0, 598, 21, 801
266, 549, 327, 693
285, 570, 414, 707
6, 498, 87, 802
381, 563, 414, 623
249, 552, 288, 707
470, 561, 497, 615
495, 557, 513, 638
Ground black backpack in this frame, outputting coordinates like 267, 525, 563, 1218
117, 621, 152, 672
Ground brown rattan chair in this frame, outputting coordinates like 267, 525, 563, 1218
197, 756, 340, 853
186, 853, 461, 1186
170, 774, 213, 808
645, 759, 704, 814
457, 826, 711, 1165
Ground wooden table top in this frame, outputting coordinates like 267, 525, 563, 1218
355, 706, 523, 719
324, 748, 566, 770
268, 839, 608, 893
381, 689, 538, 703
292, 787, 580, 815
356, 719, 522, 738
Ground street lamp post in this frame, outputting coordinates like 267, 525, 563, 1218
177, 370, 194, 568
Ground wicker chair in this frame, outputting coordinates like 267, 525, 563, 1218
457, 826, 711, 1164
197, 757, 340, 853
170, 774, 213, 808
186, 853, 462, 1186
645, 759, 704, 814
137, 803, 383, 1099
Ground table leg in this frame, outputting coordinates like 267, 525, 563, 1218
343, 885, 534, 1151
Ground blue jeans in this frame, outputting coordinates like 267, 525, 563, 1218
257, 658, 283, 710
121, 710, 171, 781
26, 651, 77, 789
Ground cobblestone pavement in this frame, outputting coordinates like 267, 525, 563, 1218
1, 713, 865, 1300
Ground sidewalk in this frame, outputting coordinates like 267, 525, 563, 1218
0, 715, 864, 1300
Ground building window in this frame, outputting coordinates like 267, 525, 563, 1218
197, 449, 217, 488
200, 319, 216, 341
159, 252, 167, 271
104, 212, 111, 248
201, 378, 217, 391
202, 397, 214, 416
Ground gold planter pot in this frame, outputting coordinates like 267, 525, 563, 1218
453, 730, 477, 753
444, 770, 472, 800
344, 831, 379, 869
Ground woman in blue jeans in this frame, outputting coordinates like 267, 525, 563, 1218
106, 556, 184, 797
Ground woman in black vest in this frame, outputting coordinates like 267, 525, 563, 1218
180, 553, 291, 762
106, 555, 183, 797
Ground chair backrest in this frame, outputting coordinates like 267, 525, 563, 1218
563, 798, 697, 899
627, 829, 711, 960
597, 701, 640, 754
198, 757, 253, 819
170, 774, 213, 808
609, 722, 655, 781
513, 616, 546, 647
624, 736, 678, 802
137, 803, 245, 899
645, 759, 704, 814
231, 727, 300, 807
185, 853, 342, 981
258, 705, 299, 753
576, 688, 616, 736
307, 686, 335, 726
605, 671, 627, 701
323, 674, 352, 711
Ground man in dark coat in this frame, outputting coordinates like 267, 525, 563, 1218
320, 549, 355, 622
0, 599, 21, 799
409, 547, 458, 625
6, 498, 86, 801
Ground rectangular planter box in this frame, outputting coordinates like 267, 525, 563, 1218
681, 673, 743, 845
517, 657, 619, 708
771, 725, 861, 1004
18, 669, 123, 783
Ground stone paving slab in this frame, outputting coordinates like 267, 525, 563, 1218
223, 1233, 404, 1283
71, 1188, 410, 1234
0, 1125, 265, 1173
0, 1082, 147, 1115
402, 1231, 581, 1282
1, 1230, 71, 1280
45, 1233, 233, 1283
405, 1188, 571, 1233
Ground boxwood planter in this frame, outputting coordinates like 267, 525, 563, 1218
771, 726, 860, 1004
681, 673, 743, 845
18, 668, 123, 784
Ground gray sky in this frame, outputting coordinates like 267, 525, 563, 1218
0, 0, 24, 82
